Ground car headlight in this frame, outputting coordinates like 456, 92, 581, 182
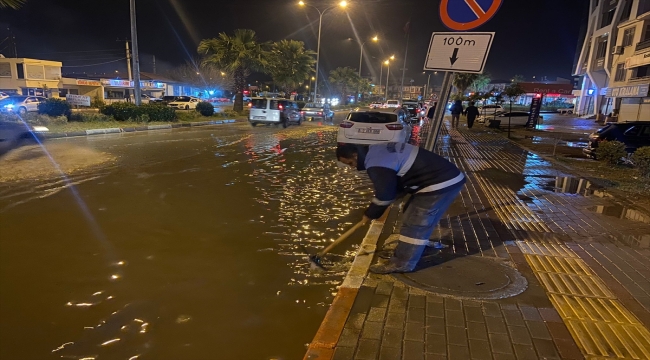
4, 104, 14, 109
32, 126, 49, 132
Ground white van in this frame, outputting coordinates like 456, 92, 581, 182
384, 100, 401, 108
249, 97, 303, 128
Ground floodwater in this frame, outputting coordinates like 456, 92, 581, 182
0, 121, 373, 359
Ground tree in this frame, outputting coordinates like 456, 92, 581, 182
511, 74, 526, 83
267, 40, 315, 94
0, 0, 25, 9
503, 83, 527, 138
168, 61, 234, 97
329, 67, 359, 104
469, 73, 491, 93
355, 78, 373, 101
198, 29, 267, 111
452, 73, 479, 96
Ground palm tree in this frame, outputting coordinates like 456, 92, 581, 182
452, 73, 479, 96
198, 29, 267, 111
329, 67, 359, 104
267, 40, 316, 94
355, 78, 372, 101
511, 74, 526, 83
0, 0, 25, 9
470, 73, 491, 93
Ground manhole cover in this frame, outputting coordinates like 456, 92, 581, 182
393, 253, 528, 300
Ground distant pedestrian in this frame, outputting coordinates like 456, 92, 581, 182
450, 100, 464, 129
464, 102, 480, 129
427, 104, 436, 121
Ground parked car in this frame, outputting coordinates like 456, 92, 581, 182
0, 96, 47, 115
383, 100, 401, 109
557, 105, 575, 115
248, 97, 302, 128
168, 96, 201, 110
0, 120, 49, 156
478, 104, 504, 116
369, 102, 383, 109
337, 110, 412, 145
301, 103, 334, 121
583, 121, 650, 158
151, 96, 179, 105
402, 101, 425, 122
482, 112, 543, 127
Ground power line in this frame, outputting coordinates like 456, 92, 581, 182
61, 58, 127, 68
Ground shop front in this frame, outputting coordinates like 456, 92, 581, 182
606, 84, 650, 122
100, 79, 166, 103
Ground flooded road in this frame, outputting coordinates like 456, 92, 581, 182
0, 120, 373, 359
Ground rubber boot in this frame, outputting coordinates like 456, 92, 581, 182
370, 241, 426, 274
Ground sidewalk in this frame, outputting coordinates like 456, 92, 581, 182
309, 121, 650, 360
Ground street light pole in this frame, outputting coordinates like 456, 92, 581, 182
129, 0, 142, 106
299, 1, 347, 104
357, 36, 378, 77
385, 63, 390, 100
426, 72, 431, 99
379, 62, 383, 101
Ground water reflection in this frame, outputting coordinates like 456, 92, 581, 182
543, 176, 610, 197
588, 204, 650, 224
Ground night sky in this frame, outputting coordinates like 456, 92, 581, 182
0, 0, 588, 86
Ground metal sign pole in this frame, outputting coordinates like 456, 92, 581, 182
425, 71, 455, 152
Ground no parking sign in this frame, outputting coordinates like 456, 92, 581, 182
440, 0, 503, 31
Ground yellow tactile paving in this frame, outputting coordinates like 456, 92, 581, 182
517, 241, 650, 359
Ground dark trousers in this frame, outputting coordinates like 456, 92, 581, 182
467, 116, 476, 128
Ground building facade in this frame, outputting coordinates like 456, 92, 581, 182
574, 0, 650, 120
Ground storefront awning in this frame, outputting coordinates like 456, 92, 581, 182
606, 84, 650, 97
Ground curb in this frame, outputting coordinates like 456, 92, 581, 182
42, 119, 238, 139
304, 208, 391, 360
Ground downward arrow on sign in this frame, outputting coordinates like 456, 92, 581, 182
450, 48, 459, 66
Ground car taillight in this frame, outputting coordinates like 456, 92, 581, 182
301, 111, 305, 114
386, 124, 403, 130
248, 103, 252, 107
340, 121, 354, 128
318, 112, 323, 115
279, 104, 283, 110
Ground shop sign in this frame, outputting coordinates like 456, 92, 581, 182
102, 79, 131, 87
76, 79, 101, 86
606, 84, 650, 97
101, 79, 165, 88
624, 52, 650, 69
520, 82, 574, 95
66, 94, 91, 106
141, 81, 165, 88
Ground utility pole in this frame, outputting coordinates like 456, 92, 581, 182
152, 55, 156, 74
125, 41, 133, 81
130, 0, 142, 106
400, 36, 410, 101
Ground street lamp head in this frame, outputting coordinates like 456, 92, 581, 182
390, 55, 395, 60
339, 1, 347, 8
311, 76, 315, 80
372, 36, 378, 42
298, 1, 305, 5
384, 60, 390, 65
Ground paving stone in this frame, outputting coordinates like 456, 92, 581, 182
409, 294, 426, 309
545, 322, 572, 340
482, 302, 502, 317
552, 338, 583, 360
361, 321, 383, 340
355, 339, 381, 359
502, 309, 525, 327
488, 333, 513, 355
346, 313, 367, 331
375, 281, 394, 296
426, 316, 446, 335
467, 321, 488, 341
465, 306, 486, 323
407, 307, 426, 323
389, 298, 407, 314
367, 307, 387, 322
445, 298, 463, 312
333, 346, 356, 360
351, 286, 376, 315
463, 300, 482, 307
447, 344, 470, 360
507, 326, 532, 345
425, 354, 447, 360
427, 295, 445, 304
382, 327, 403, 348
532, 338, 560, 358
446, 326, 468, 346
525, 321, 552, 340
405, 322, 425, 342
403, 340, 425, 360
445, 310, 465, 327
385, 312, 405, 329
492, 353, 516, 360
513, 343, 538, 359
427, 302, 445, 318
393, 286, 409, 300
339, 328, 361, 348
371, 294, 390, 309
379, 346, 401, 360
485, 316, 508, 334
537, 307, 562, 323
426, 333, 447, 355
519, 306, 542, 321
468, 339, 492, 360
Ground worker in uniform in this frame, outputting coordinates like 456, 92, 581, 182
336, 142, 466, 274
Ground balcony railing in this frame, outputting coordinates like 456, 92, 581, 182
636, 39, 650, 52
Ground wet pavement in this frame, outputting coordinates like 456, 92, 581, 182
0, 117, 377, 359
333, 120, 650, 359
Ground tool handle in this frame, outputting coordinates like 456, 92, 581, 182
319, 221, 366, 257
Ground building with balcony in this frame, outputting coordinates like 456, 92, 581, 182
0, 57, 63, 97
574, 0, 650, 120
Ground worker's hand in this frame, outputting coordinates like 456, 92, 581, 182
361, 215, 372, 225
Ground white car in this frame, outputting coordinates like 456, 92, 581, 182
369, 102, 383, 109
168, 96, 201, 110
478, 104, 504, 116
383, 100, 401, 109
337, 110, 412, 145
0, 92, 10, 101
0, 96, 46, 115
484, 112, 543, 127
